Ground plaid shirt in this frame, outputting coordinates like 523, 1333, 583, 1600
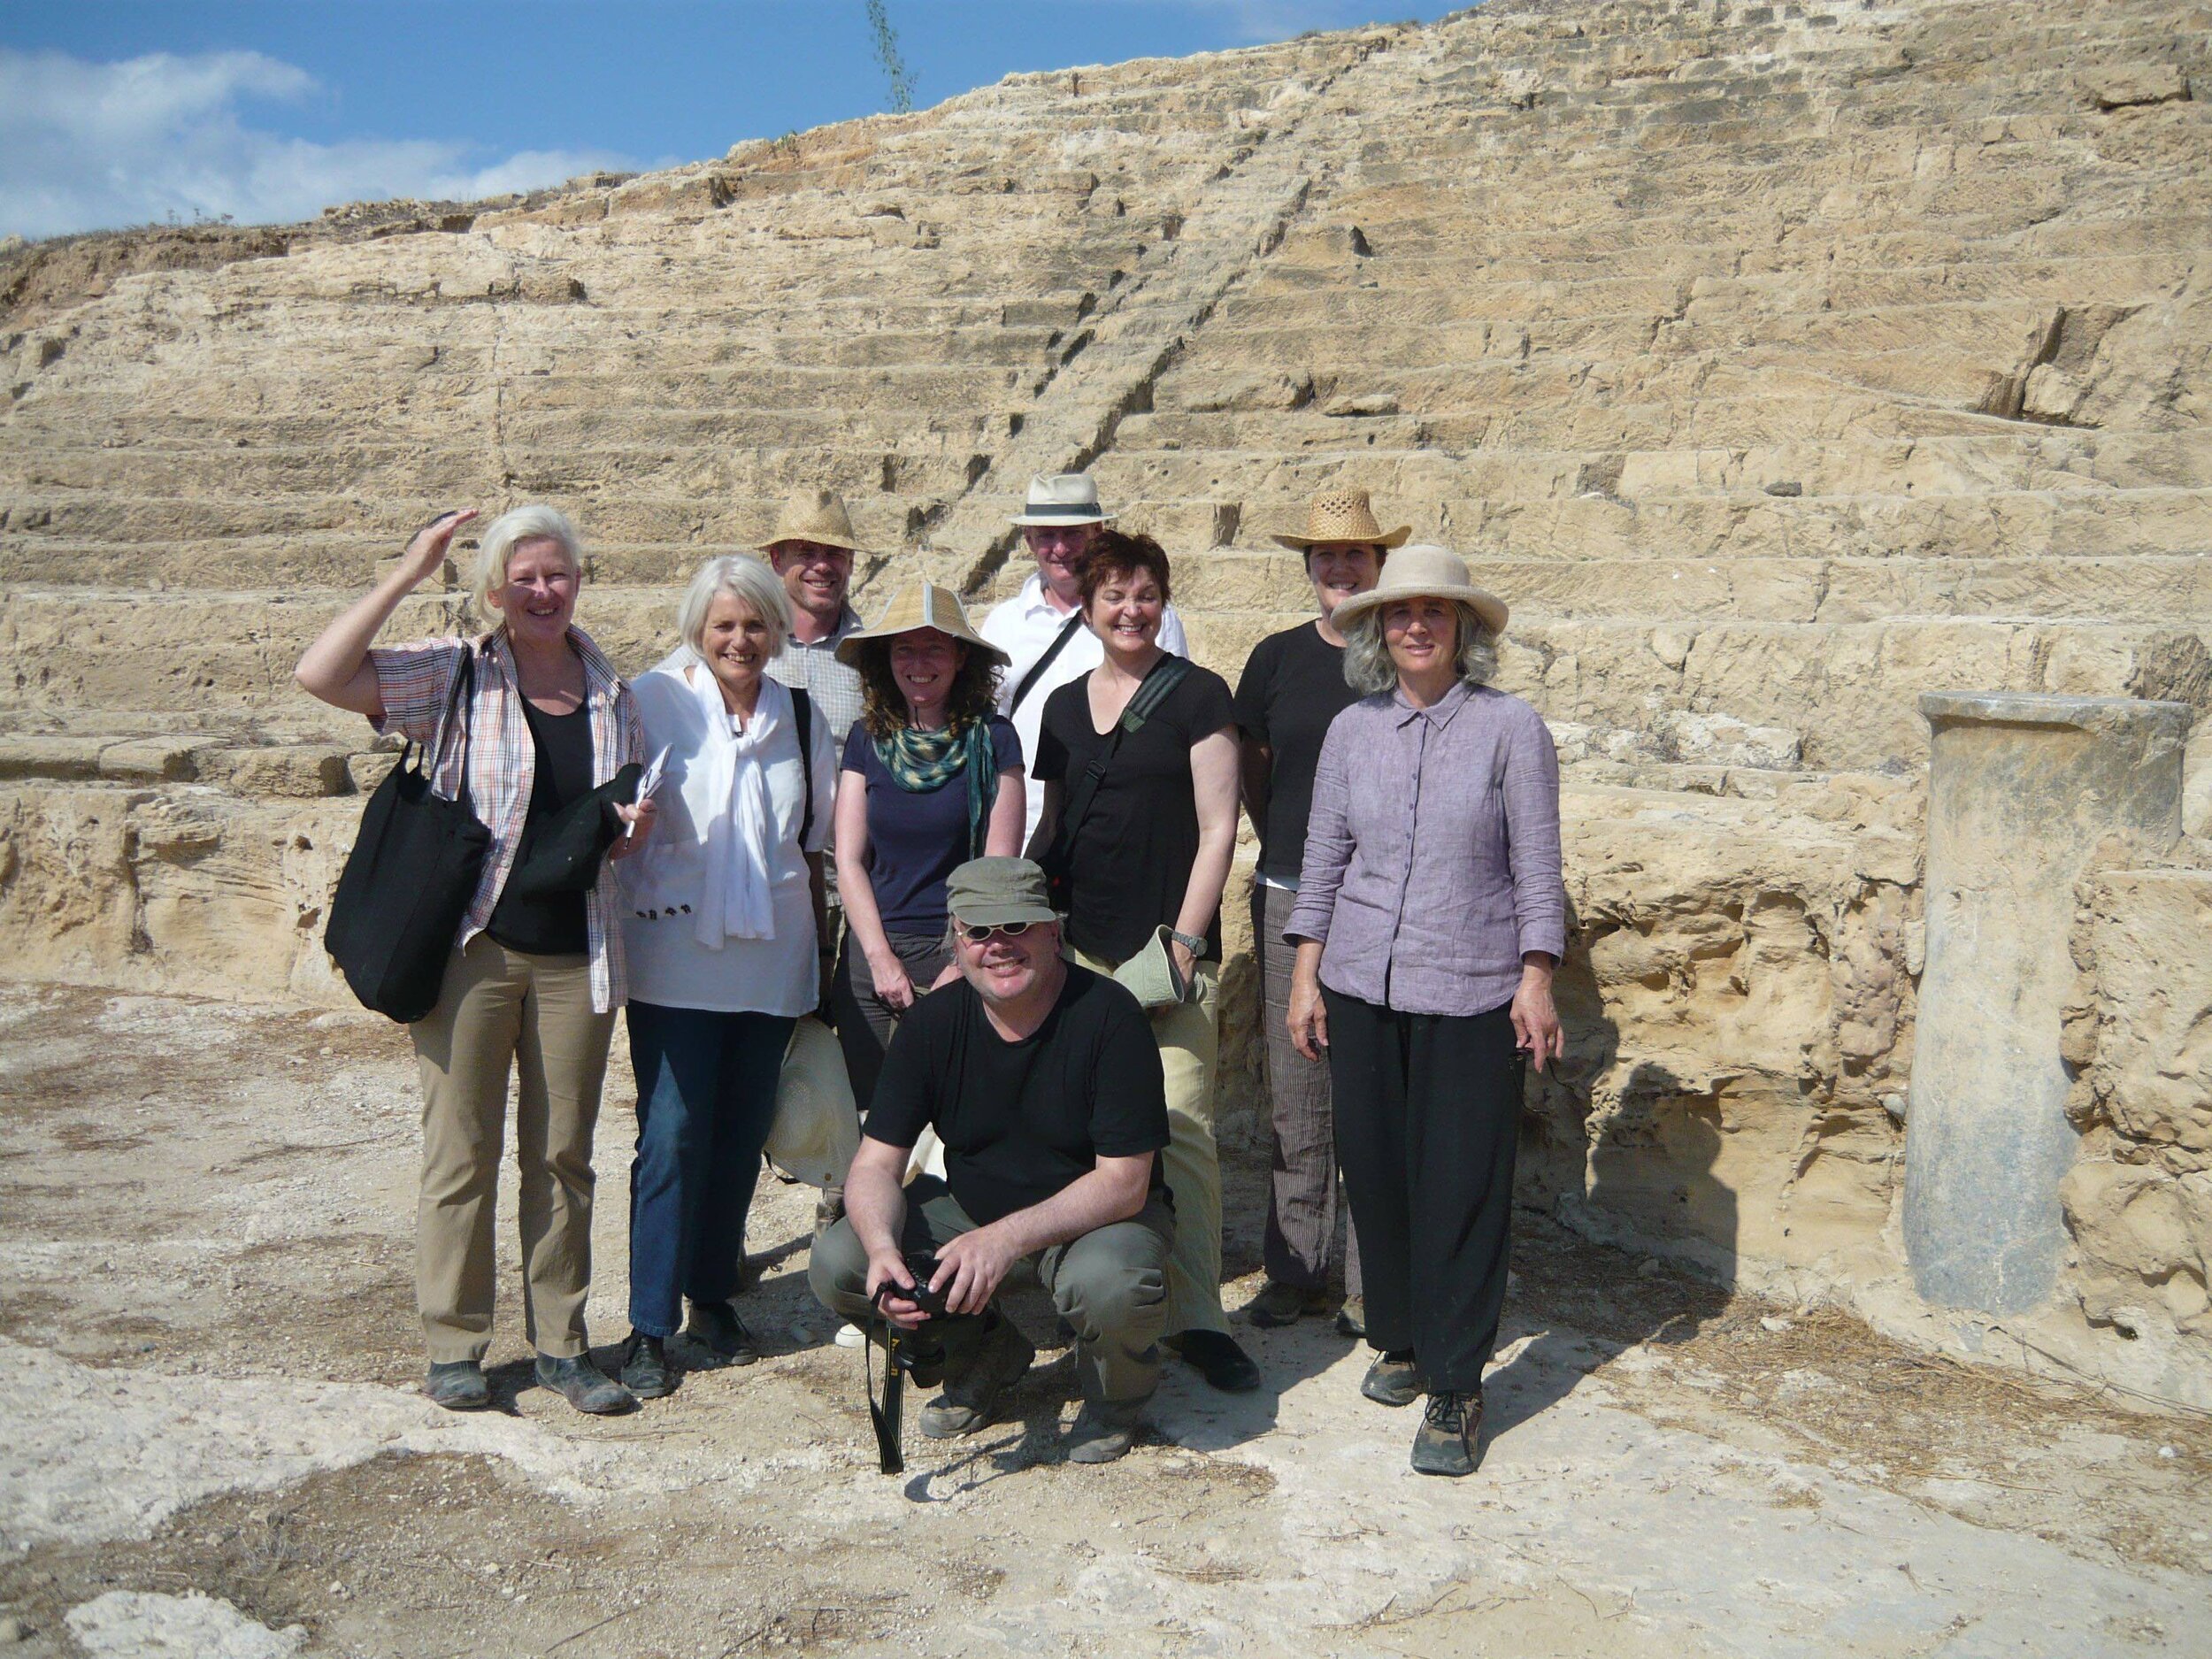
764, 604, 864, 772
371, 627, 644, 1012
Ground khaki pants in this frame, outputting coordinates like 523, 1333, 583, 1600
810, 1179, 1172, 1402
1069, 945, 1227, 1338
409, 934, 615, 1363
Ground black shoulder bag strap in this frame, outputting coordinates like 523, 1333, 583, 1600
425, 642, 478, 810
1007, 609, 1086, 715
1051, 654, 1195, 869
789, 686, 816, 848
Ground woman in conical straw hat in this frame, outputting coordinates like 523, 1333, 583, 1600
829, 582, 1026, 1111
1283, 543, 1566, 1479
1234, 487, 1408, 1340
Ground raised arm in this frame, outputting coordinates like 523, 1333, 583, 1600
294, 509, 476, 721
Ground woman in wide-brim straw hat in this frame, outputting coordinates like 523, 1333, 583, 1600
830, 581, 1026, 1111
1234, 487, 1408, 1340
1282, 543, 1567, 1479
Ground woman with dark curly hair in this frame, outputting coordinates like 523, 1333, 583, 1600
830, 582, 1026, 1111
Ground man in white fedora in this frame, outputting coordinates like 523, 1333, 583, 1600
980, 473, 1188, 847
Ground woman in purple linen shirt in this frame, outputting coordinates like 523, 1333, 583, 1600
1284, 544, 1567, 1479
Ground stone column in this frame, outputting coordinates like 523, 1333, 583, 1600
1903, 692, 2192, 1313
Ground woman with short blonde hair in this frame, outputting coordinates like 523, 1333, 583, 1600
295, 504, 651, 1417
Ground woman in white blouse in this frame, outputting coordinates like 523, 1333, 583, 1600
615, 555, 837, 1398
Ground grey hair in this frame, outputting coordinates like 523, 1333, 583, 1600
677, 553, 791, 657
1340, 601, 1500, 696
470, 503, 585, 615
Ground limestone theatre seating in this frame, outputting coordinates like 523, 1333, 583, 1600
2, 0, 2207, 1405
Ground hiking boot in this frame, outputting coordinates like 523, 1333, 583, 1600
1064, 1398, 1148, 1464
918, 1311, 1035, 1439
1245, 1280, 1327, 1328
425, 1358, 489, 1411
683, 1300, 760, 1367
1361, 1348, 1419, 1408
534, 1353, 637, 1417
1411, 1388, 1484, 1477
1167, 1328, 1263, 1394
1335, 1297, 1366, 1340
617, 1332, 675, 1399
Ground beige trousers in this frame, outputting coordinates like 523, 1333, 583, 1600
1070, 945, 1227, 1338
409, 934, 615, 1363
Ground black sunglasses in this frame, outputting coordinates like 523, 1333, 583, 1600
956, 919, 1037, 944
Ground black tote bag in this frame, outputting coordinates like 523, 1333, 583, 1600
325, 649, 493, 1023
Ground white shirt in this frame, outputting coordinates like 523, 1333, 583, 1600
981, 572, 1189, 848
620, 664, 838, 1015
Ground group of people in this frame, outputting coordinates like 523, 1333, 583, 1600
295, 472, 1565, 1478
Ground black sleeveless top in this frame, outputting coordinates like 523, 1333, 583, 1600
486, 699, 594, 956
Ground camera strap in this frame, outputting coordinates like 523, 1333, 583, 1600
866, 1320, 907, 1475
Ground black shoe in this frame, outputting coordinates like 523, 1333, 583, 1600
683, 1300, 760, 1367
425, 1358, 489, 1410
618, 1331, 675, 1399
1167, 1329, 1262, 1394
1335, 1297, 1367, 1340
1362, 1348, 1419, 1408
1411, 1388, 1483, 1477
534, 1353, 637, 1416
919, 1310, 1035, 1439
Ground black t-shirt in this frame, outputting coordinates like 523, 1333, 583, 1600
866, 966, 1171, 1226
1033, 657, 1236, 964
1232, 621, 1363, 884
487, 699, 593, 956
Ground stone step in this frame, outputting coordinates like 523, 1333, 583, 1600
11, 482, 2209, 580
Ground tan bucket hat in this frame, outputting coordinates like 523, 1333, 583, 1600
1271, 487, 1411, 551
764, 1017, 860, 1189
834, 580, 1010, 668
763, 487, 864, 554
1330, 543, 1509, 634
1009, 472, 1115, 527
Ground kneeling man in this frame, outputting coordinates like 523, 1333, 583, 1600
810, 856, 1173, 1463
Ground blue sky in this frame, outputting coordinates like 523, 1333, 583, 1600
0, 2, 1458, 239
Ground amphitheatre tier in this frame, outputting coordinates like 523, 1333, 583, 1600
3, 0, 2208, 1404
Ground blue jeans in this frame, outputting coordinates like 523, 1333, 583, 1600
625, 1001, 796, 1338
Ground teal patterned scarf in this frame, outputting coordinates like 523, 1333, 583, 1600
873, 718, 999, 857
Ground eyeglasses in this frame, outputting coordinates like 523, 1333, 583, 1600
955, 919, 1036, 944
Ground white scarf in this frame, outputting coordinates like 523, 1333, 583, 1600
630, 649, 785, 948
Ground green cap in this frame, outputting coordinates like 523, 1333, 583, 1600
944, 856, 1059, 928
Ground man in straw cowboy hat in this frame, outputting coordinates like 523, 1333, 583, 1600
981, 473, 1190, 847
1233, 487, 1408, 1340
810, 856, 1176, 1464
763, 487, 867, 775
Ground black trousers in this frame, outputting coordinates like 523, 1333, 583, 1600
1325, 987, 1523, 1394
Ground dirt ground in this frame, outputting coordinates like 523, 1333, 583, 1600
3, 982, 2209, 1658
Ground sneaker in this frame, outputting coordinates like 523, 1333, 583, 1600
1166, 1329, 1263, 1394
1411, 1388, 1484, 1477
533, 1353, 637, 1417
918, 1311, 1036, 1439
1361, 1348, 1419, 1408
1245, 1280, 1327, 1328
1064, 1398, 1148, 1464
617, 1331, 675, 1399
424, 1358, 489, 1411
1335, 1297, 1366, 1340
683, 1300, 760, 1367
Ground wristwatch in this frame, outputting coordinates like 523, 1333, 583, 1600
1167, 928, 1207, 956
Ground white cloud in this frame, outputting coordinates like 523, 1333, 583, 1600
0, 48, 636, 240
